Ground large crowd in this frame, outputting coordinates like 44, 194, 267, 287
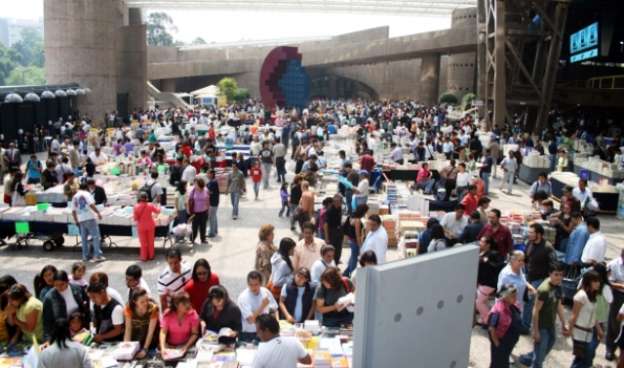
0, 99, 623, 367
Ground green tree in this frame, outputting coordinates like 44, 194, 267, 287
233, 88, 250, 102
5, 65, 45, 86
461, 93, 476, 110
0, 44, 17, 85
11, 28, 44, 67
191, 37, 207, 45
218, 77, 238, 102
439, 91, 459, 105
146, 12, 177, 46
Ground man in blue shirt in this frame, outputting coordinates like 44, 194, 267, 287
564, 212, 589, 265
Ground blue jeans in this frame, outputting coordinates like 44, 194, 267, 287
343, 238, 359, 277
253, 182, 260, 199
261, 163, 272, 189
79, 219, 102, 260
230, 192, 240, 217
523, 279, 544, 329
481, 172, 491, 194
520, 328, 556, 368
208, 206, 218, 236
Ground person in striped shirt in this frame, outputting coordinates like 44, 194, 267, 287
157, 248, 191, 309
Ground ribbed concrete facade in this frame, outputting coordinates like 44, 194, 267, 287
447, 7, 477, 98
44, 0, 146, 123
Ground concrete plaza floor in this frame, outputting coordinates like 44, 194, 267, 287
0, 159, 621, 367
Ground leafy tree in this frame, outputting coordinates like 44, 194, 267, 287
5, 65, 45, 86
217, 77, 238, 102
233, 88, 250, 102
0, 44, 17, 85
11, 28, 44, 67
439, 91, 459, 105
462, 93, 476, 110
146, 12, 177, 47
191, 37, 207, 45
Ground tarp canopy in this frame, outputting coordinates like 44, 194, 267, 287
190, 85, 219, 97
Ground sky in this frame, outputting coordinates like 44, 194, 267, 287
1, 0, 451, 43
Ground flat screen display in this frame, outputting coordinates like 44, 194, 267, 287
570, 22, 599, 55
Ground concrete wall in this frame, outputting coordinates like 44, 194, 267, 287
44, 0, 146, 122
447, 8, 477, 99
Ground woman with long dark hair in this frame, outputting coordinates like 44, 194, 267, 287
427, 224, 448, 253
124, 287, 159, 358
476, 236, 504, 326
159, 291, 200, 358
41, 270, 90, 342
184, 258, 220, 312
0, 275, 17, 344
314, 267, 353, 327
569, 270, 602, 368
279, 268, 316, 323
38, 318, 92, 367
33, 265, 57, 300
6, 284, 43, 344
343, 204, 368, 277
269, 237, 296, 300
200, 285, 242, 335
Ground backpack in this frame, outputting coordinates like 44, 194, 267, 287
141, 181, 156, 202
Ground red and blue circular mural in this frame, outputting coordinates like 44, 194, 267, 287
259, 46, 310, 110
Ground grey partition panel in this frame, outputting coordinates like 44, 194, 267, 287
353, 245, 479, 368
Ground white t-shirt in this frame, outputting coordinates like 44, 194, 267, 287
237, 287, 278, 333
252, 336, 307, 368
310, 259, 336, 287
440, 212, 468, 239
60, 287, 79, 316
181, 165, 197, 184
72, 190, 96, 223
361, 227, 388, 264
456, 172, 471, 188
110, 304, 125, 325
581, 232, 607, 264
89, 152, 108, 166
572, 290, 596, 342
357, 179, 370, 197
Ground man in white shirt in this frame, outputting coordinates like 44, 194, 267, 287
573, 179, 598, 211
500, 152, 518, 194
252, 314, 312, 368
361, 215, 388, 264
86, 282, 124, 343
157, 248, 191, 308
88, 147, 108, 166
181, 159, 197, 184
238, 271, 279, 342
441, 204, 468, 244
71, 182, 104, 262
310, 245, 336, 287
389, 143, 404, 165
581, 217, 606, 265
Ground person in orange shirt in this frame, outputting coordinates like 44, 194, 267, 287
460, 185, 479, 216
249, 161, 262, 200
133, 192, 161, 261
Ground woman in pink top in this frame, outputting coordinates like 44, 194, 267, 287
159, 291, 200, 358
187, 178, 210, 245
133, 192, 161, 261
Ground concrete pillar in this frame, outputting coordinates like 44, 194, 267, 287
447, 52, 476, 99
160, 79, 177, 92
44, 0, 126, 123
419, 54, 441, 106
119, 8, 147, 113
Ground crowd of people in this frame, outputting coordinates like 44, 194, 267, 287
0, 98, 622, 367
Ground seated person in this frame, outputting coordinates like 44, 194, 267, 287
200, 285, 242, 336
539, 199, 556, 220
528, 172, 552, 201
0, 276, 17, 344
6, 284, 43, 344
237, 271, 278, 342
159, 291, 200, 358
124, 288, 159, 358
279, 268, 316, 324
314, 267, 353, 328
252, 314, 312, 368
415, 163, 433, 192
87, 282, 124, 343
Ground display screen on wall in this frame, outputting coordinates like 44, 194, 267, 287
570, 22, 599, 63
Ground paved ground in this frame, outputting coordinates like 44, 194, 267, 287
0, 151, 621, 367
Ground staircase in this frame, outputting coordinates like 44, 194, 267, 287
146, 81, 191, 109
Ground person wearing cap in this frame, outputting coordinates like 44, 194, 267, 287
488, 284, 523, 368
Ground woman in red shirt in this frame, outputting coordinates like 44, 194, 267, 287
133, 192, 161, 261
249, 160, 262, 200
184, 259, 220, 312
